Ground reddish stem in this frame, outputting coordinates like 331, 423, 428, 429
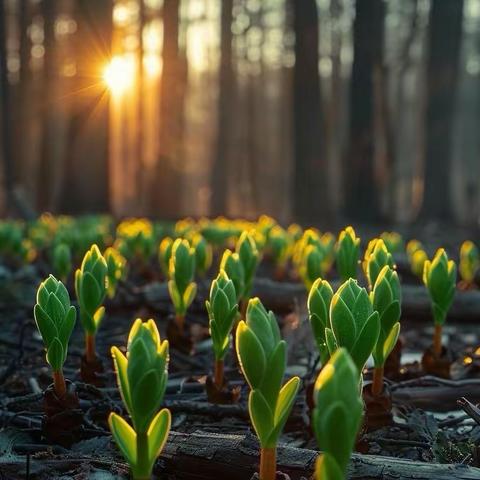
214, 359, 224, 389
85, 333, 96, 364
433, 324, 443, 358
372, 366, 384, 396
176, 314, 185, 330
53, 370, 66, 398
259, 447, 276, 480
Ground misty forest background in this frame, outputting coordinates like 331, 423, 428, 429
0, 0, 478, 228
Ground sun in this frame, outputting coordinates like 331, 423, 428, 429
103, 56, 135, 95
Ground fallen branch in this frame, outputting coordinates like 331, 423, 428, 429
158, 431, 480, 479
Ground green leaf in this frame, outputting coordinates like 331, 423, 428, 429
168, 280, 182, 312
330, 296, 356, 350
93, 306, 105, 330
350, 312, 379, 372
109, 413, 137, 466
80, 271, 101, 312
383, 322, 400, 361
315, 453, 344, 480
249, 390, 274, 447
46, 293, 66, 326
131, 369, 162, 433
58, 306, 76, 357
34, 304, 57, 347
111, 346, 133, 415
182, 282, 197, 310
236, 321, 266, 389
325, 328, 337, 355
261, 341, 286, 407
147, 408, 171, 462
46, 337, 64, 371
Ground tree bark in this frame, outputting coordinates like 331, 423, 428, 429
149, 0, 182, 219
210, 0, 233, 217
292, 0, 329, 225
419, 0, 464, 222
344, 0, 385, 223
158, 431, 480, 480
0, 0, 14, 215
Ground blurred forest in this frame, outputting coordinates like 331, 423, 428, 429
0, 0, 479, 227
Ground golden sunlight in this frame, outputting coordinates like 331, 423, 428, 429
103, 55, 135, 95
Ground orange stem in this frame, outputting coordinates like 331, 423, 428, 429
433, 324, 443, 358
240, 299, 248, 320
214, 359, 224, 390
372, 366, 384, 396
176, 314, 185, 330
259, 447, 276, 480
85, 333, 96, 364
53, 370, 66, 398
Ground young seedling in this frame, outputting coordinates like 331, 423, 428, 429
335, 226, 360, 282
362, 238, 394, 290
75, 244, 108, 364
236, 298, 300, 480
380, 231, 403, 254
104, 247, 127, 299
307, 278, 333, 366
109, 319, 171, 480
235, 231, 259, 315
459, 241, 479, 288
406, 240, 427, 279
192, 233, 213, 277
52, 243, 72, 283
158, 237, 173, 278
267, 225, 290, 280
423, 249, 456, 358
168, 238, 197, 330
220, 249, 245, 303
299, 245, 325, 291
34, 275, 76, 398
370, 266, 401, 396
206, 270, 238, 390
325, 279, 380, 377
312, 348, 363, 480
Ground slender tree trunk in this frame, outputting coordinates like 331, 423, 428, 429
344, 0, 385, 223
137, 0, 145, 212
37, 0, 56, 212
210, 0, 233, 217
419, 0, 464, 222
292, 0, 329, 225
150, 0, 181, 219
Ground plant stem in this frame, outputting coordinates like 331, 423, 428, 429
259, 447, 276, 480
371, 366, 384, 396
240, 299, 248, 319
176, 314, 185, 330
133, 431, 150, 480
433, 324, 443, 358
53, 370, 66, 398
214, 359, 224, 389
85, 333, 96, 363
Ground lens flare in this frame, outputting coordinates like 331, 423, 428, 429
103, 56, 135, 95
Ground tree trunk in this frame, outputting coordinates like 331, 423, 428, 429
149, 0, 181, 219
344, 0, 385, 223
210, 0, 233, 217
419, 0, 464, 222
292, 0, 329, 225
57, 0, 112, 214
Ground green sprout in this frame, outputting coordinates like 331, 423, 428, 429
205, 270, 238, 389
325, 279, 380, 377
109, 319, 171, 480
236, 298, 300, 480
267, 225, 290, 279
380, 231, 403, 254
168, 238, 197, 329
104, 247, 127, 299
406, 240, 428, 279
75, 244, 108, 364
362, 238, 394, 290
220, 249, 245, 303
299, 245, 325, 291
312, 348, 363, 480
335, 226, 360, 282
235, 231, 260, 313
308, 279, 334, 367
52, 243, 72, 283
459, 241, 479, 286
370, 266, 401, 396
423, 249, 456, 358
34, 275, 76, 398
158, 237, 173, 278
192, 233, 213, 277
